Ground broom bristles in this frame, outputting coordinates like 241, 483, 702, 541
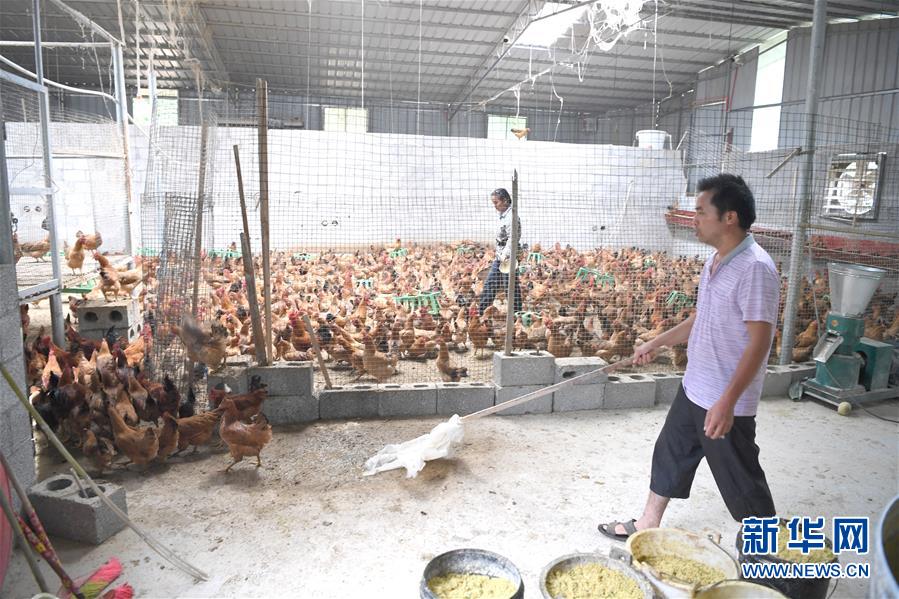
101, 583, 134, 599
59, 557, 122, 599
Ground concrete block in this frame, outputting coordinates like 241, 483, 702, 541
207, 365, 249, 395
263, 394, 319, 424
554, 356, 609, 384
249, 361, 313, 396
553, 383, 604, 412
603, 374, 656, 409
0, 313, 23, 362
28, 474, 127, 545
785, 361, 816, 384
378, 383, 437, 418
493, 350, 555, 387
649, 372, 683, 405
495, 385, 553, 415
762, 365, 792, 398
436, 382, 495, 416
226, 355, 253, 367
0, 353, 27, 411
77, 298, 140, 332
318, 385, 379, 420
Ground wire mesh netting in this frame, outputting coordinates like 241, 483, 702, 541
141, 88, 218, 387
1, 76, 131, 295
138, 86, 898, 390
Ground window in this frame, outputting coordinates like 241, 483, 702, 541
487, 115, 527, 141
133, 89, 178, 128
323, 106, 368, 133
749, 36, 786, 152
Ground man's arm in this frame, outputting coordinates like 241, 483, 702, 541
632, 312, 696, 365
704, 320, 774, 439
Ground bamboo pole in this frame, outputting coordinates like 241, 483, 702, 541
257, 79, 274, 364
191, 119, 209, 318
234, 145, 268, 365
303, 313, 332, 389
503, 170, 519, 356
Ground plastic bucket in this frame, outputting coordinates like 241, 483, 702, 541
539, 549, 655, 599
695, 580, 787, 598
636, 129, 670, 149
626, 528, 738, 598
869, 494, 899, 598
736, 525, 837, 599
420, 548, 523, 599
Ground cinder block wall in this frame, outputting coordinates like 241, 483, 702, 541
0, 265, 34, 505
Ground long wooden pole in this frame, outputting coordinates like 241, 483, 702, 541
503, 170, 519, 356
235, 146, 267, 365
257, 79, 274, 364
190, 119, 209, 318
303, 313, 332, 389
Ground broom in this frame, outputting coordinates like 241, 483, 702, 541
364, 357, 633, 478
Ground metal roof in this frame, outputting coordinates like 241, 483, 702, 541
1, 0, 896, 113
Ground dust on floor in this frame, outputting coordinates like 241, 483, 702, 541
3, 396, 896, 598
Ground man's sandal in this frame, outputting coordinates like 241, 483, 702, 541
597, 519, 638, 541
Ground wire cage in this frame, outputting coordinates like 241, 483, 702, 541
137, 83, 898, 390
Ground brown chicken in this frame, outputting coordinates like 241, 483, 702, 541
287, 311, 312, 352
107, 404, 159, 466
82, 428, 116, 474
155, 413, 180, 463
123, 334, 146, 368
468, 305, 489, 358
112, 384, 138, 426
173, 315, 229, 371
18, 236, 50, 261
435, 337, 468, 382
219, 399, 273, 473
511, 127, 531, 139
361, 333, 398, 382
212, 384, 268, 420
76, 230, 103, 250
545, 318, 573, 358
175, 408, 223, 453
97, 265, 121, 300
66, 237, 87, 274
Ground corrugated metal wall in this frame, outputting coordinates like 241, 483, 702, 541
780, 18, 899, 143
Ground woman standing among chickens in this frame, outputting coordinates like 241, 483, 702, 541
478, 188, 523, 315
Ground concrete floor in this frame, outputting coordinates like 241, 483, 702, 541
2, 395, 897, 598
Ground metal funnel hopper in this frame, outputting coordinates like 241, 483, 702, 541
827, 262, 885, 317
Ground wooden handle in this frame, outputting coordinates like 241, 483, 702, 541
460, 357, 633, 422
303, 313, 332, 390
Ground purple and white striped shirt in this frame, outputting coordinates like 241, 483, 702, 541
682, 235, 780, 417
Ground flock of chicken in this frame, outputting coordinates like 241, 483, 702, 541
19, 231, 276, 475
147, 240, 898, 387
19, 234, 898, 476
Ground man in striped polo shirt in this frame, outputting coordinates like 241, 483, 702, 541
599, 174, 780, 541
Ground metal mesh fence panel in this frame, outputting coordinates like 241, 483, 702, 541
2, 78, 131, 296
138, 84, 898, 389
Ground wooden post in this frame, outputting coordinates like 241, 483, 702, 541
256, 78, 274, 364
190, 119, 209, 319
234, 145, 267, 365
303, 313, 332, 389
503, 170, 519, 356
